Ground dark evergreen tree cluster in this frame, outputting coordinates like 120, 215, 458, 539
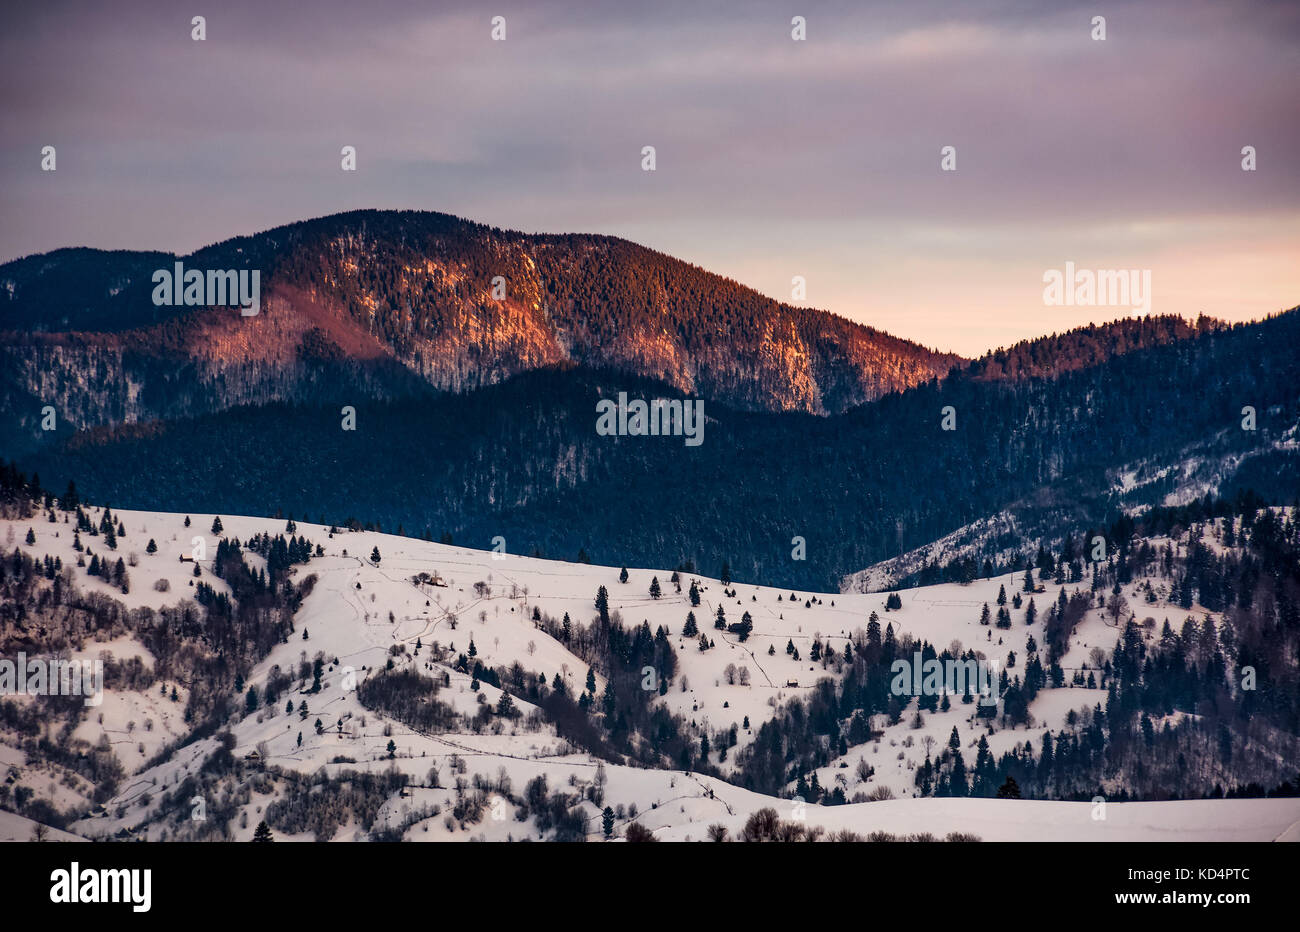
12, 306, 1298, 593
736, 498, 1300, 803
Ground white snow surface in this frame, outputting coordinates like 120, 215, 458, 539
4, 508, 1297, 842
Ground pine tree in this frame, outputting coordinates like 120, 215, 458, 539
211, 516, 223, 535
146, 538, 157, 554
371, 546, 381, 564
586, 668, 597, 694
974, 735, 995, 794
689, 580, 700, 606
949, 752, 968, 796
649, 576, 661, 599
619, 567, 629, 584
252, 821, 274, 842
602, 806, 615, 838
24, 528, 35, 545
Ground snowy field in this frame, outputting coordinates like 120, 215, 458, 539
3, 508, 1296, 842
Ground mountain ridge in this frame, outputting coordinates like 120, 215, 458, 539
14, 307, 1298, 591
0, 209, 962, 428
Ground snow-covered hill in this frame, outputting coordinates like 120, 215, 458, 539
3, 507, 1297, 842
843, 417, 1300, 594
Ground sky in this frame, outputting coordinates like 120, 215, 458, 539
2, 0, 1297, 356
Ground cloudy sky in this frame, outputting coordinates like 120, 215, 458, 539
2, 0, 1297, 355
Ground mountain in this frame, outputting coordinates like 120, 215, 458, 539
968, 315, 1218, 381
2, 209, 1296, 592
0, 209, 962, 452
12, 308, 1299, 592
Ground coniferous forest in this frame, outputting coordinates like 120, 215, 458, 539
9, 306, 1296, 592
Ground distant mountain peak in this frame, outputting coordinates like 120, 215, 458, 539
1, 209, 963, 430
